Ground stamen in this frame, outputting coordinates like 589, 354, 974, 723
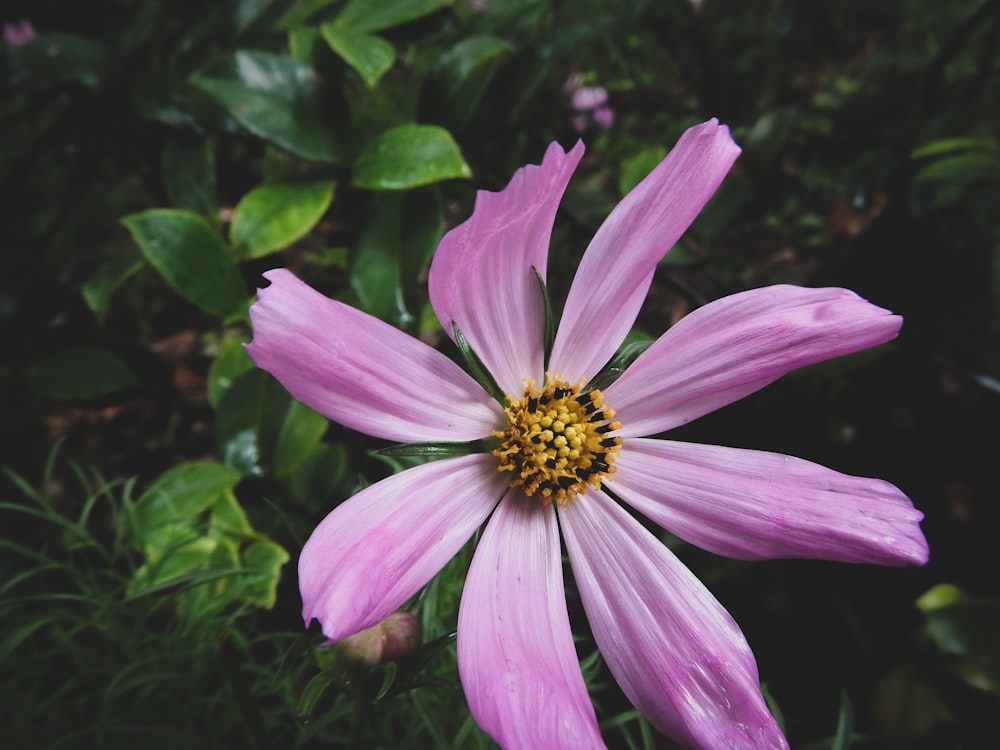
492, 374, 623, 506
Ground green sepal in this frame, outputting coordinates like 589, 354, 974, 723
375, 438, 495, 459
533, 266, 556, 367
587, 339, 654, 391
453, 323, 508, 405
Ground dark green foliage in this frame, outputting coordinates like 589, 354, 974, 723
2, 1, 999, 748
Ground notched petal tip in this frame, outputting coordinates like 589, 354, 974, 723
428, 139, 585, 395
299, 455, 506, 642
607, 285, 908, 437
549, 118, 742, 384
614, 439, 930, 568
246, 268, 500, 443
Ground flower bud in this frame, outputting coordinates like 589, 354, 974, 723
338, 611, 422, 667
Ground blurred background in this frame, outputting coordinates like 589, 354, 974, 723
2, 1, 998, 748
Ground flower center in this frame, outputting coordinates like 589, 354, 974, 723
492, 375, 622, 506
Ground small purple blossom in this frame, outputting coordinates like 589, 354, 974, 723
247, 119, 928, 750
565, 73, 615, 133
3, 19, 36, 47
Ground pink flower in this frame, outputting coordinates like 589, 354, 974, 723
247, 119, 928, 749
3, 19, 36, 47
564, 73, 614, 133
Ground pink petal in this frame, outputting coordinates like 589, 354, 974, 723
247, 269, 501, 443
428, 141, 585, 396
606, 285, 902, 437
300, 454, 507, 640
571, 86, 609, 111
550, 119, 740, 384
458, 493, 605, 750
615, 439, 929, 565
592, 106, 615, 130
559, 492, 788, 750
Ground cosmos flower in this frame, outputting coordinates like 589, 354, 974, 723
247, 119, 928, 749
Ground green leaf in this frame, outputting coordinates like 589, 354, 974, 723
353, 124, 471, 190
298, 672, 336, 718
288, 25, 323, 66
376, 440, 490, 458
209, 491, 255, 538
242, 540, 291, 608
454, 323, 506, 405
916, 583, 965, 612
321, 24, 395, 89
832, 691, 854, 750
914, 153, 1000, 184
230, 180, 336, 258
216, 369, 323, 477
429, 35, 514, 124
333, 0, 453, 33
925, 599, 1000, 658
9, 34, 110, 90
618, 146, 668, 196
273, 400, 328, 478
128, 462, 288, 609
135, 461, 241, 535
533, 267, 555, 365
192, 51, 350, 163
134, 537, 221, 592
350, 190, 441, 328
27, 347, 137, 401
163, 132, 217, 219
121, 209, 248, 319
207, 330, 255, 407
588, 339, 654, 391
911, 137, 999, 159
233, 0, 284, 35
81, 251, 145, 321
291, 442, 347, 508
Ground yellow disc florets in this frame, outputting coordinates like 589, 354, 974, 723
492, 374, 622, 506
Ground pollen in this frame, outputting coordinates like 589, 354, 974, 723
492, 374, 622, 506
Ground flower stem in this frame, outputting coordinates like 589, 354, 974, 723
346, 697, 369, 750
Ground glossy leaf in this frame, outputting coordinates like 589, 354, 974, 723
233, 0, 283, 35
163, 132, 217, 219
911, 138, 1000, 159
925, 599, 1000, 659
353, 124, 471, 189
135, 461, 241, 535
191, 51, 349, 163
350, 194, 407, 324
454, 323, 506, 406
209, 491, 255, 537
321, 24, 395, 89
914, 153, 1000, 184
27, 347, 137, 401
129, 461, 288, 609
215, 368, 327, 477
832, 692, 855, 750
350, 189, 442, 328
81, 252, 145, 322
429, 35, 514, 124
375, 440, 488, 458
273, 400, 329, 478
333, 0, 453, 33
230, 180, 335, 258
207, 330, 255, 407
121, 209, 247, 319
9, 34, 110, 89
291, 442, 347, 510
242, 540, 292, 608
